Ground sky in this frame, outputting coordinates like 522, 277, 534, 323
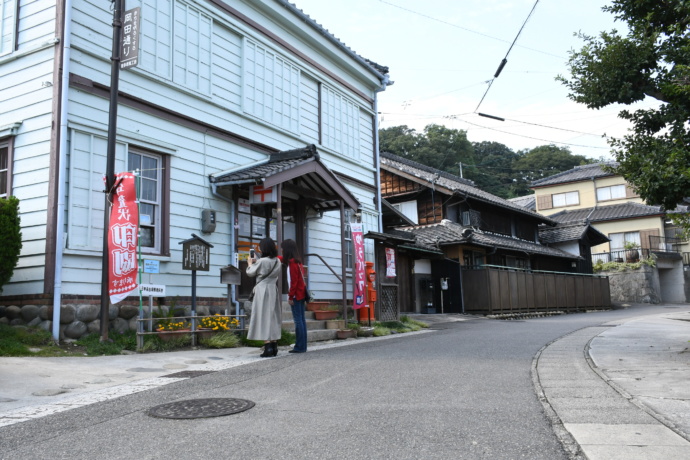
291, 0, 657, 161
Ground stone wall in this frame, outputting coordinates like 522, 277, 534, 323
0, 303, 226, 340
601, 265, 661, 304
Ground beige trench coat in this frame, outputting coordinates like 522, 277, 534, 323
246, 257, 282, 341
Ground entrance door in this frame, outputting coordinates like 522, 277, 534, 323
432, 259, 463, 313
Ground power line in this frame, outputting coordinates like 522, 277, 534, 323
458, 118, 611, 149
377, 0, 563, 59
475, 0, 541, 113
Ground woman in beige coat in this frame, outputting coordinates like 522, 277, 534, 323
246, 238, 282, 357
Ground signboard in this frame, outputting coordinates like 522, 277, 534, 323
120, 7, 141, 70
181, 236, 213, 271
138, 284, 166, 297
143, 259, 159, 274
385, 247, 396, 278
351, 223, 366, 309
249, 185, 277, 204
107, 172, 138, 304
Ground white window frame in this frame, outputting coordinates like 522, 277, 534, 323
128, 150, 163, 254
321, 85, 360, 160
392, 200, 418, 224
596, 184, 626, 202
0, 0, 16, 57
133, 0, 212, 94
243, 39, 301, 133
552, 191, 579, 208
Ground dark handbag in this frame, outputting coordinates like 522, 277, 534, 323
298, 264, 314, 303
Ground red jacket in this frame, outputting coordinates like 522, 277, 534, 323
279, 257, 307, 301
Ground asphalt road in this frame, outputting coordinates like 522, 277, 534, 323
0, 304, 667, 460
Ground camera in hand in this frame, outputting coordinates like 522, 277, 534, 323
250, 249, 256, 259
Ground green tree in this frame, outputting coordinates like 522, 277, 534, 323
558, 0, 690, 211
0, 197, 22, 293
379, 124, 474, 176
467, 141, 519, 198
514, 145, 592, 181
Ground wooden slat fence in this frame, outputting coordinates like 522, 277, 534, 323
462, 266, 610, 315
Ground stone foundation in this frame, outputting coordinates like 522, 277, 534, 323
600, 265, 661, 304
0, 295, 233, 340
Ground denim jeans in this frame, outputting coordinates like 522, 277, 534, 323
290, 299, 307, 352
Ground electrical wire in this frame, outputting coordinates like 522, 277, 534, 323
475, 0, 541, 113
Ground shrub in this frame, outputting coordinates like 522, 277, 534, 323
0, 197, 22, 293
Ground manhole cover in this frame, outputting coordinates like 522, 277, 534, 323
162, 370, 215, 378
147, 398, 255, 419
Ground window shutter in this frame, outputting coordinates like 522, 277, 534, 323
537, 194, 552, 210
639, 228, 659, 249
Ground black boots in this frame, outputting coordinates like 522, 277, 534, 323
260, 342, 278, 358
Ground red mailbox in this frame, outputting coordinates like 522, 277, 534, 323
359, 261, 376, 322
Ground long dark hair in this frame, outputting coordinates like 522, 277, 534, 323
280, 239, 301, 264
259, 238, 278, 258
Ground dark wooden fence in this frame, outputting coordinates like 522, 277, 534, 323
462, 266, 610, 315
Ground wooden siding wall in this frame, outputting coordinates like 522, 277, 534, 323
2, 0, 382, 300
0, 0, 57, 295
462, 268, 610, 314
417, 192, 443, 225
380, 170, 422, 196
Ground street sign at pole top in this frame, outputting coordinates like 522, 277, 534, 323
180, 234, 214, 271
120, 7, 141, 70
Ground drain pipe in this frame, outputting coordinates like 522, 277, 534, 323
52, 0, 73, 342
373, 74, 392, 232
210, 183, 242, 326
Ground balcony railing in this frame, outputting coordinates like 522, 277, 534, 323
592, 248, 650, 264
648, 235, 683, 253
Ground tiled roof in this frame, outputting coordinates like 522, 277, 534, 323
508, 194, 536, 211
539, 222, 609, 246
548, 202, 663, 224
210, 145, 318, 185
531, 162, 618, 187
281, 1, 388, 78
381, 152, 555, 224
399, 220, 578, 259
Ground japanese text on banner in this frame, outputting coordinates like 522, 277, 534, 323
351, 223, 366, 309
107, 172, 138, 304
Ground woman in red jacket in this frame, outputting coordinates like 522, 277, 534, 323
280, 239, 307, 353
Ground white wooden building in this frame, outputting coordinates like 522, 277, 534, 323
0, 0, 389, 311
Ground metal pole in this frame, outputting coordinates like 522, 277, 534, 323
100, 0, 123, 342
191, 269, 197, 346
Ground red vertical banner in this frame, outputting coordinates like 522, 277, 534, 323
108, 172, 138, 304
351, 223, 366, 309
385, 247, 396, 278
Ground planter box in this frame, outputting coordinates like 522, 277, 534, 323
313, 310, 339, 320
336, 329, 356, 339
357, 327, 374, 337
325, 319, 346, 329
156, 329, 191, 341
196, 328, 216, 340
307, 301, 330, 312
422, 307, 436, 314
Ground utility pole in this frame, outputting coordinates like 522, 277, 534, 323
100, 0, 123, 342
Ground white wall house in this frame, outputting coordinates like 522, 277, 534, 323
0, 0, 389, 312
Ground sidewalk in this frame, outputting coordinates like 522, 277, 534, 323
534, 308, 690, 459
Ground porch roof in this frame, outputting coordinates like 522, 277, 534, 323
400, 220, 579, 259
209, 144, 360, 211
539, 222, 609, 247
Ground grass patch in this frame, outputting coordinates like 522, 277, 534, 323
241, 328, 295, 348
201, 331, 241, 348
75, 331, 138, 356
373, 326, 391, 337
401, 316, 429, 329
0, 324, 75, 357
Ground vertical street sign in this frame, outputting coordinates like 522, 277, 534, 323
120, 7, 141, 70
